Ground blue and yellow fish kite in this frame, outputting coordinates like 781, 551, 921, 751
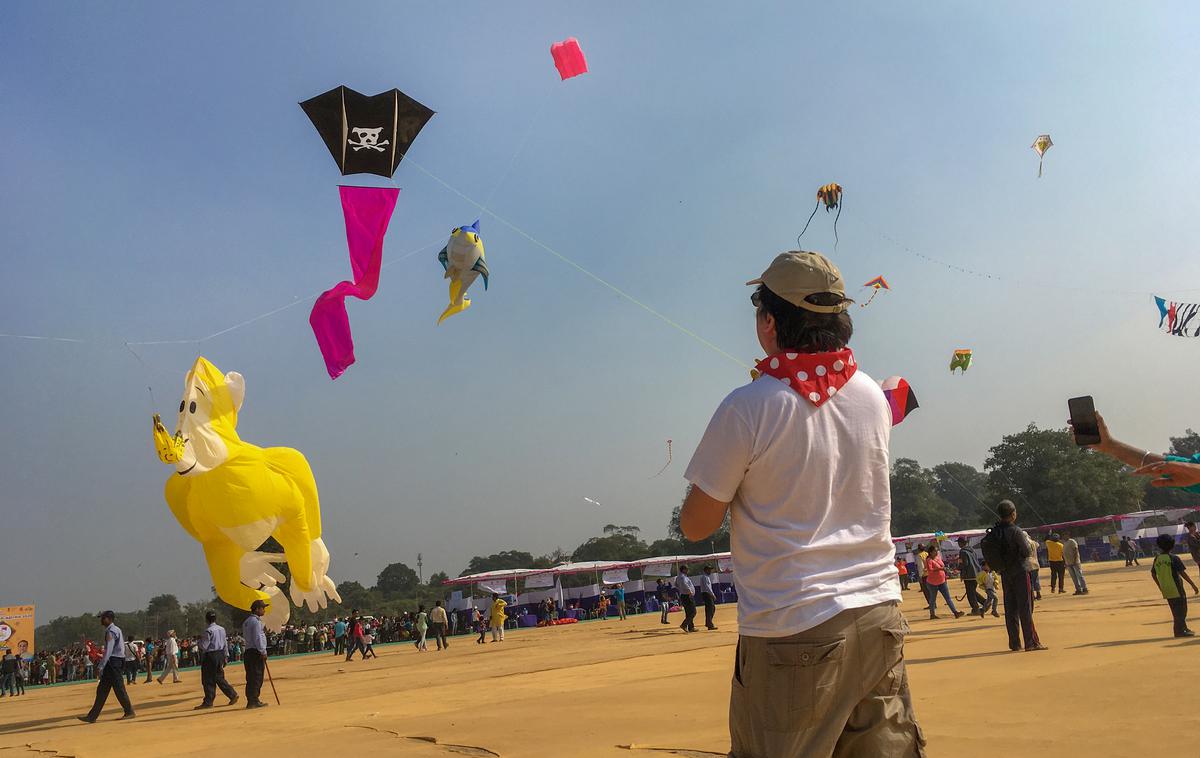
436, 220, 489, 324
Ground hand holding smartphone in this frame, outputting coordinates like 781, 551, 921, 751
1068, 396, 1101, 446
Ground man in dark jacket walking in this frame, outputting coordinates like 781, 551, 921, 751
957, 537, 986, 617
992, 501, 1046, 652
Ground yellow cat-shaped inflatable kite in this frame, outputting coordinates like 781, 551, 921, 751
153, 357, 340, 630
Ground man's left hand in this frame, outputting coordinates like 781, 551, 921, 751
1132, 460, 1200, 489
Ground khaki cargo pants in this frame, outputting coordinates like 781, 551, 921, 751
729, 601, 925, 758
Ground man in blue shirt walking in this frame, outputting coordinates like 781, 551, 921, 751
675, 566, 697, 633
699, 565, 719, 630
78, 611, 135, 723
195, 611, 239, 709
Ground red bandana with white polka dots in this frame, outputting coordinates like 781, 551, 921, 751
753, 349, 857, 407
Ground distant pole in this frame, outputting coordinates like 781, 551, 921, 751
417, 553, 424, 583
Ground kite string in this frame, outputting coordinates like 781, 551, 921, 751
940, 466, 1056, 534
853, 217, 1200, 297
938, 468, 1008, 529
401, 155, 751, 370
988, 471, 1052, 528
2, 239, 444, 350
122, 341, 158, 410
0, 333, 88, 343
124, 238, 443, 347
479, 91, 553, 213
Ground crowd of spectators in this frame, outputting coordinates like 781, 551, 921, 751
3, 589, 672, 695
4, 606, 511, 690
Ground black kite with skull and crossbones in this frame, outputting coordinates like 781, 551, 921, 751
300, 86, 435, 178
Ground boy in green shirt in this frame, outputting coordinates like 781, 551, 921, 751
1151, 534, 1199, 638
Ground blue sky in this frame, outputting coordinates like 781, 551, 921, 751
4, 2, 1200, 619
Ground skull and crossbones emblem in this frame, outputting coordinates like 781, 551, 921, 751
348, 127, 389, 152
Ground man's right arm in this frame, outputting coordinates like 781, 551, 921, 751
680, 486, 730, 542
1013, 531, 1032, 562
97, 630, 114, 671
682, 398, 753, 541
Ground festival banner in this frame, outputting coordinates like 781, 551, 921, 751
564, 584, 600, 600
602, 569, 629, 585
476, 579, 508, 596
0, 605, 35, 656
717, 557, 733, 572
523, 572, 556, 589
642, 562, 673, 576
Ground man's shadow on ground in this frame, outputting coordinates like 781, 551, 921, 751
906, 649, 1014, 666
1067, 637, 1176, 650
0, 696, 194, 736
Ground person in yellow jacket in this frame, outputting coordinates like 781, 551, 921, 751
489, 594, 507, 643
1045, 533, 1066, 594
977, 562, 1001, 618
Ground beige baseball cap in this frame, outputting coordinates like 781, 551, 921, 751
746, 251, 851, 313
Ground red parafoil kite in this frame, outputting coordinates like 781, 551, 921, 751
880, 377, 918, 426
551, 38, 588, 80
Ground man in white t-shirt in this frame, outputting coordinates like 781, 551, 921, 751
680, 251, 924, 758
157, 630, 181, 684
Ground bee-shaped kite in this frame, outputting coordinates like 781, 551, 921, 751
798, 183, 843, 248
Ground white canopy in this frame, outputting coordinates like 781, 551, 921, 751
892, 530, 987, 545
443, 553, 733, 586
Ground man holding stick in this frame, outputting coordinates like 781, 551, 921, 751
242, 599, 269, 709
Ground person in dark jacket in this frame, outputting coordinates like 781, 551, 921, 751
993, 501, 1047, 652
957, 537, 986, 616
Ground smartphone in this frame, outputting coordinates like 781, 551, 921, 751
1068, 396, 1101, 446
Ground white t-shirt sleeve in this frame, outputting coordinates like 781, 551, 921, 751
685, 395, 754, 503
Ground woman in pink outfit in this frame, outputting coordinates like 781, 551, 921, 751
925, 545, 965, 620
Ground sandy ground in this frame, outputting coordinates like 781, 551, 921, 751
2, 561, 1198, 757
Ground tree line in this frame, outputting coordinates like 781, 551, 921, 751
891, 424, 1200, 535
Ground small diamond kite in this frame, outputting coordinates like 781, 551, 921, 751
861, 275, 890, 307
1031, 134, 1053, 178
